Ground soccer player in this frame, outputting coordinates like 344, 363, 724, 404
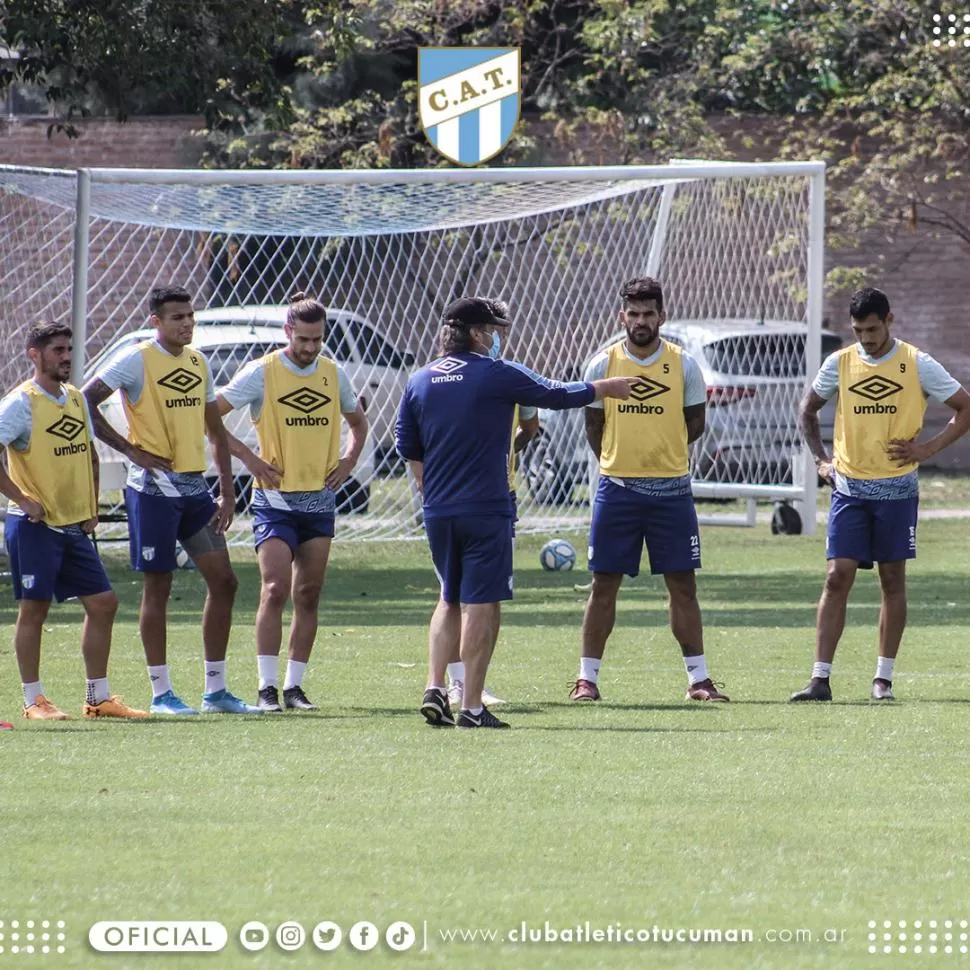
216, 293, 368, 712
396, 296, 637, 729
791, 286, 970, 702
0, 322, 147, 720
570, 276, 728, 704
83, 285, 259, 716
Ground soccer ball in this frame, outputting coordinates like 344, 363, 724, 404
540, 538, 577, 572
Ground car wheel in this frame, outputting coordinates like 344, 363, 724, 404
521, 431, 572, 505
770, 502, 802, 535
336, 478, 370, 514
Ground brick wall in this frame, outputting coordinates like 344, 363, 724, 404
0, 115, 205, 169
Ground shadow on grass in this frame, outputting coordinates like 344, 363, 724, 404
2, 563, 967, 631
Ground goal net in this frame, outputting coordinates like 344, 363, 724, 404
0, 162, 824, 542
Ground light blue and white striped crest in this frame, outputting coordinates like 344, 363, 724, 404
418, 48, 521, 166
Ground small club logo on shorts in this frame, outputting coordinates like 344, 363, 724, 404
21, 574, 34, 589
142, 547, 155, 562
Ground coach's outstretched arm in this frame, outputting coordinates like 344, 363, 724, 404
499, 361, 636, 410
82, 378, 173, 472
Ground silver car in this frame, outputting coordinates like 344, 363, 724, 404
521, 319, 842, 504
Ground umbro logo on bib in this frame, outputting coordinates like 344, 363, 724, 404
629, 377, 669, 402
849, 376, 903, 414
46, 415, 85, 442
849, 376, 903, 403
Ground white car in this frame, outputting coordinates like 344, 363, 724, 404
192, 305, 414, 462
522, 319, 842, 503
84, 324, 375, 513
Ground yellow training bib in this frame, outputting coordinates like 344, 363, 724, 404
833, 340, 926, 480
124, 341, 207, 473
600, 340, 688, 478
7, 381, 97, 525
255, 351, 341, 491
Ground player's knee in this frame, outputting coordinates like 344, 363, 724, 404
90, 590, 119, 619
292, 583, 322, 612
666, 574, 697, 603
261, 578, 290, 608
210, 569, 239, 602
143, 572, 173, 603
824, 565, 854, 595
879, 571, 906, 597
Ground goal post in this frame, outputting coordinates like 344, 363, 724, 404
0, 160, 825, 542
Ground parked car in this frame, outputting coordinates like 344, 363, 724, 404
521, 320, 842, 504
192, 305, 414, 465
83, 324, 376, 513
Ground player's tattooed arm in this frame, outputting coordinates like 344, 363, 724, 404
82, 379, 173, 471
684, 403, 705, 444
798, 388, 834, 484
585, 407, 606, 459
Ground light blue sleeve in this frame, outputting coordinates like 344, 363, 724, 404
81, 395, 95, 442
681, 351, 707, 407
583, 352, 609, 410
201, 355, 216, 404
811, 352, 841, 400
0, 391, 32, 450
221, 359, 266, 415
916, 351, 962, 404
518, 405, 538, 421
97, 346, 145, 402
336, 364, 359, 413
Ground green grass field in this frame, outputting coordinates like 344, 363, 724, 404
2, 519, 970, 969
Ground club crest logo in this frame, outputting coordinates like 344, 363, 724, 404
142, 547, 155, 562
418, 47, 521, 166
21, 574, 34, 589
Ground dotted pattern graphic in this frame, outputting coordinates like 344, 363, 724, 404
868, 920, 970, 955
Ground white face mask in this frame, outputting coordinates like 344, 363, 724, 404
488, 329, 501, 359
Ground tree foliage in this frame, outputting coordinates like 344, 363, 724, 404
4, 0, 969, 271
0, 0, 295, 133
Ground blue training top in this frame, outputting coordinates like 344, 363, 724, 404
395, 353, 595, 519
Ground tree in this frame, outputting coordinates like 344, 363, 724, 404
0, 0, 295, 134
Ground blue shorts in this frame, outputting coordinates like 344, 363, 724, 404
125, 487, 216, 573
826, 492, 918, 568
426, 514, 514, 605
588, 478, 701, 577
253, 505, 335, 554
5, 517, 111, 602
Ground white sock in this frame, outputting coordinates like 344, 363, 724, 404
812, 661, 833, 679
284, 660, 307, 691
447, 661, 465, 685
465, 705, 484, 716
579, 657, 601, 683
257, 655, 279, 690
205, 660, 226, 694
684, 654, 708, 686
22, 681, 43, 708
875, 657, 895, 683
147, 664, 172, 698
86, 678, 110, 705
